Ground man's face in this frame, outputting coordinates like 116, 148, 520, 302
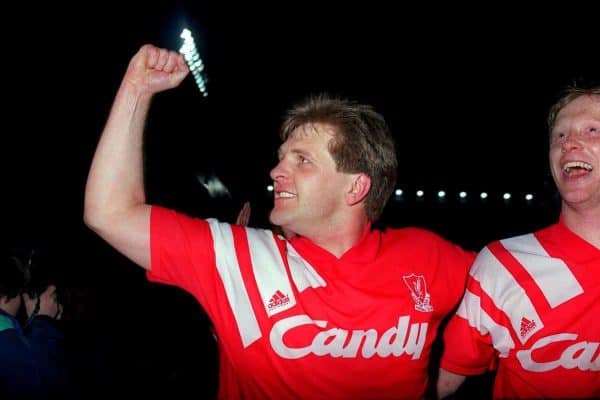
549, 95, 600, 209
269, 123, 354, 236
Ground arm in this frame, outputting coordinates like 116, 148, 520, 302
436, 368, 466, 399
84, 44, 189, 270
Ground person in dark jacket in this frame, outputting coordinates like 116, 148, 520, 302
0, 251, 69, 399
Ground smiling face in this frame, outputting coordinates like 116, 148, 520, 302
549, 94, 600, 210
269, 123, 356, 237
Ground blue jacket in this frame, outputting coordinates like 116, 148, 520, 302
0, 309, 70, 398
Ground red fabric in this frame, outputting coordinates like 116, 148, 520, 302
442, 220, 600, 399
149, 206, 474, 399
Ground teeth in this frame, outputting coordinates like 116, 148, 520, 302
563, 161, 593, 173
277, 191, 295, 198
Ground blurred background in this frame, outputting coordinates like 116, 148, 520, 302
3, 3, 599, 398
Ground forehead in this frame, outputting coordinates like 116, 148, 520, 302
557, 95, 600, 122
282, 123, 337, 148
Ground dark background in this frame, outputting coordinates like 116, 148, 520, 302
4, 3, 599, 398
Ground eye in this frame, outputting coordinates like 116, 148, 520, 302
551, 131, 566, 144
298, 155, 309, 164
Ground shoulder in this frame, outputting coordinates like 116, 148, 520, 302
476, 231, 537, 261
0, 314, 15, 333
383, 226, 469, 252
383, 226, 447, 243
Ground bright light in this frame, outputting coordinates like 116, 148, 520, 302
480, 192, 488, 199
525, 193, 533, 201
437, 190, 446, 198
267, 185, 274, 192
416, 190, 424, 197
180, 28, 208, 97
395, 189, 403, 196
459, 191, 467, 199
503, 193, 511, 200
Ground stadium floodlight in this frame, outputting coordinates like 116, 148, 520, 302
179, 28, 208, 97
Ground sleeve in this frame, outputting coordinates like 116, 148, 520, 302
25, 316, 71, 395
440, 247, 500, 375
146, 205, 241, 326
147, 206, 217, 295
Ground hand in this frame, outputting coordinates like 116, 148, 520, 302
22, 285, 62, 320
124, 44, 189, 96
236, 201, 251, 226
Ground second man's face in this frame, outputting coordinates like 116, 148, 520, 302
549, 95, 600, 206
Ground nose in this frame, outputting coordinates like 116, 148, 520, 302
561, 131, 583, 154
270, 158, 288, 182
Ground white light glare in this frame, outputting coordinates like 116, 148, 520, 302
416, 190, 424, 197
437, 190, 446, 198
459, 191, 467, 199
180, 28, 208, 97
395, 189, 403, 196
525, 193, 533, 201
503, 193, 511, 200
267, 185, 274, 192
480, 192, 488, 199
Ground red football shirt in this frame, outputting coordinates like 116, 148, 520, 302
149, 206, 474, 399
442, 219, 600, 399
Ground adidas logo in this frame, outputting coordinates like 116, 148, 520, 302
268, 290, 290, 310
520, 317, 536, 338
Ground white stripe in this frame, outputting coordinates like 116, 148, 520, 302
457, 290, 515, 357
501, 234, 583, 308
207, 219, 261, 348
286, 242, 326, 292
471, 247, 543, 344
247, 229, 296, 317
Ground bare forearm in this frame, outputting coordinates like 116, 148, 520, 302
85, 80, 151, 221
83, 44, 189, 269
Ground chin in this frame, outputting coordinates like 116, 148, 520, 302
269, 210, 281, 225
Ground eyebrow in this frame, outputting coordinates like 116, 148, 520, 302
278, 146, 314, 160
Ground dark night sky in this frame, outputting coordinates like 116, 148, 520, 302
5, 5, 599, 260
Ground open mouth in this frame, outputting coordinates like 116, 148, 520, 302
563, 161, 593, 174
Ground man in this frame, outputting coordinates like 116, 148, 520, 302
437, 86, 600, 399
0, 251, 69, 398
84, 44, 474, 399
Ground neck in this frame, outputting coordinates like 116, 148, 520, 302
561, 203, 600, 249
303, 216, 370, 258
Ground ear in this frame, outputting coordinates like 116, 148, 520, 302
346, 173, 371, 206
